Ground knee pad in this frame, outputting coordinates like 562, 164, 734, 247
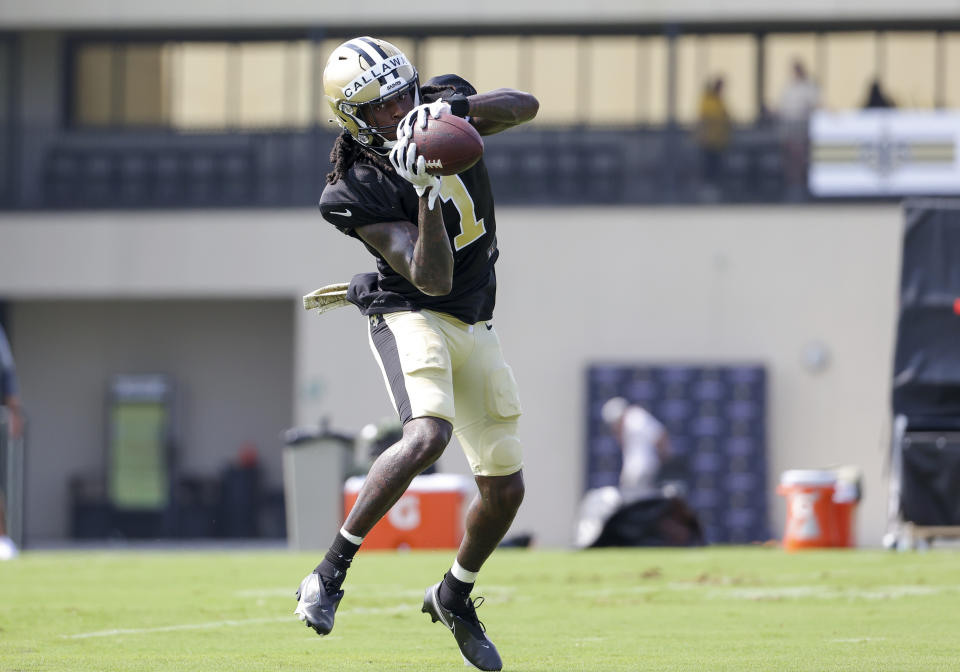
456, 418, 523, 477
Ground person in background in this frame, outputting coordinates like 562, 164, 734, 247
0, 323, 23, 560
574, 397, 674, 548
777, 59, 820, 200
863, 79, 895, 109
696, 76, 732, 199
601, 397, 671, 501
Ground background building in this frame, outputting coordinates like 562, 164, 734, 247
1, 0, 955, 546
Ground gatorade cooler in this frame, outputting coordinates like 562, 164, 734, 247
830, 476, 859, 548
777, 469, 853, 551
343, 473, 475, 550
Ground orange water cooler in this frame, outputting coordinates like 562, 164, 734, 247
343, 473, 476, 549
777, 469, 857, 551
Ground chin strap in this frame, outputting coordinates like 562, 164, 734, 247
357, 130, 397, 155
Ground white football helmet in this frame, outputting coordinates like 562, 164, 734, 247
323, 37, 420, 151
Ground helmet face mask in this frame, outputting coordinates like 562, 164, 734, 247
323, 37, 420, 152
339, 77, 419, 147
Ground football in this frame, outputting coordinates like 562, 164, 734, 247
410, 114, 484, 176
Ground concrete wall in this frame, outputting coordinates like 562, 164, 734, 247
0, 204, 903, 546
1, 0, 957, 28
495, 206, 901, 549
8, 299, 295, 539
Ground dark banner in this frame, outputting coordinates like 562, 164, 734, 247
900, 432, 960, 526
893, 200, 960, 420
586, 364, 768, 544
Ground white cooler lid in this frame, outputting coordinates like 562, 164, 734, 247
780, 469, 837, 486
344, 472, 475, 494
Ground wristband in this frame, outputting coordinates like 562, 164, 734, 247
447, 93, 470, 117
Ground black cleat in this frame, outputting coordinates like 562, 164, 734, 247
294, 571, 344, 636
422, 581, 503, 671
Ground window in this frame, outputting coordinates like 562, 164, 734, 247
68, 29, 952, 132
528, 36, 581, 124
471, 37, 524, 95
764, 33, 819, 117
644, 37, 670, 125
75, 44, 118, 125
0, 39, 12, 202
75, 40, 316, 129
947, 33, 960, 109
676, 34, 757, 124
169, 42, 228, 128
237, 42, 292, 127
822, 32, 876, 111
422, 35, 669, 126
883, 32, 937, 109
421, 37, 465, 85
124, 45, 167, 125
584, 37, 642, 125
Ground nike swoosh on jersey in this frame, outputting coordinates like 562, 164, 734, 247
330, 208, 352, 217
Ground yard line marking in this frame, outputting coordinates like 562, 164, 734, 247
345, 604, 410, 615
573, 583, 960, 601
235, 588, 300, 598
713, 585, 956, 601
574, 585, 659, 598
236, 585, 517, 600
63, 604, 415, 639
235, 587, 425, 599
830, 637, 887, 643
62, 617, 288, 639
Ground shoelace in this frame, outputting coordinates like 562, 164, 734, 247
459, 595, 487, 633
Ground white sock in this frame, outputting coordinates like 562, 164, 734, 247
450, 559, 479, 583
339, 526, 364, 546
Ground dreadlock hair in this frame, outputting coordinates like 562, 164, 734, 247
325, 83, 459, 185
326, 131, 393, 184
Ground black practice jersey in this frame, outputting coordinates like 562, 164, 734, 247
319, 74, 499, 325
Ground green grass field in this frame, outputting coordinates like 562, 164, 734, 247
2, 546, 959, 671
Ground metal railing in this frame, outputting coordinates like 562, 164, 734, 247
1, 122, 806, 210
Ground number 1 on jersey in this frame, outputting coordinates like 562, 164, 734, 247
439, 175, 486, 251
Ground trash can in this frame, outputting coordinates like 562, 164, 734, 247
282, 424, 353, 551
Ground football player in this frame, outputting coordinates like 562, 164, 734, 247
293, 36, 538, 671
